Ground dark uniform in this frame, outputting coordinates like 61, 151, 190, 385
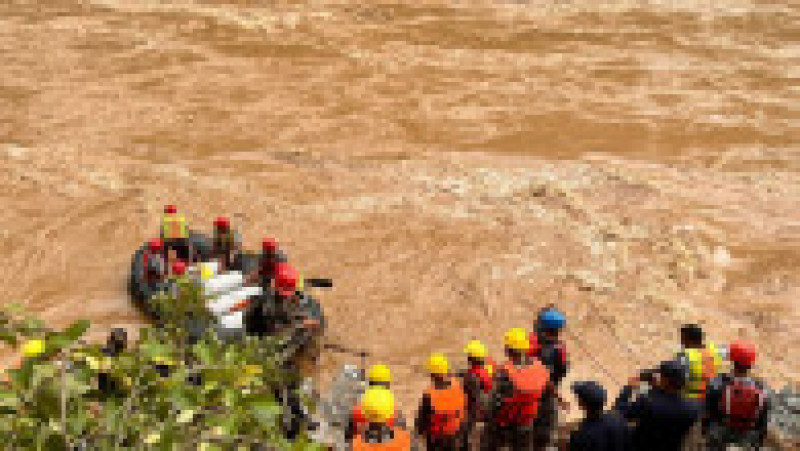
568, 412, 631, 451
614, 384, 702, 450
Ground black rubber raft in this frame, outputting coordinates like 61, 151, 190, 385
128, 231, 325, 355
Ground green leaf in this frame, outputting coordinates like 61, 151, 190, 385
251, 400, 281, 429
46, 335, 70, 354
0, 329, 17, 347
63, 319, 90, 341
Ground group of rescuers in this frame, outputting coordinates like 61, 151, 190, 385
122, 205, 774, 450
345, 319, 772, 451
140, 205, 318, 331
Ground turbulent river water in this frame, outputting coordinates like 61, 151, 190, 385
1, 0, 798, 422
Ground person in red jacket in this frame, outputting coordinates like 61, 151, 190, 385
460, 340, 496, 450
484, 328, 551, 451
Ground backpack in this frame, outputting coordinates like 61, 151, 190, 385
719, 377, 765, 431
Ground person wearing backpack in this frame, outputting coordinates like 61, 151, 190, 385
704, 340, 771, 450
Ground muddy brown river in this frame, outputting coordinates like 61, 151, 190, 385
1, 0, 798, 424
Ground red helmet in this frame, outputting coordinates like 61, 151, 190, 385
262, 238, 278, 253
148, 239, 163, 252
214, 216, 230, 230
171, 261, 187, 276
728, 340, 756, 367
164, 204, 177, 214
274, 262, 298, 297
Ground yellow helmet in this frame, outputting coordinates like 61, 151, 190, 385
368, 364, 392, 384
504, 328, 529, 351
22, 339, 45, 358
427, 353, 449, 375
464, 340, 488, 359
360, 387, 395, 424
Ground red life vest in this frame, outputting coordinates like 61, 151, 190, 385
526, 332, 542, 359
494, 360, 549, 427
425, 378, 466, 437
467, 358, 496, 393
352, 405, 396, 436
720, 377, 765, 431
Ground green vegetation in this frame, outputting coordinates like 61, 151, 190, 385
0, 281, 325, 450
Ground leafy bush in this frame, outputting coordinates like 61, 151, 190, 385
0, 280, 326, 450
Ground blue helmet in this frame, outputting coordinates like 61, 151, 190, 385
539, 309, 566, 330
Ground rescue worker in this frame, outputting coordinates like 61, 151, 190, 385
245, 238, 288, 286
459, 340, 496, 450
704, 340, 771, 450
484, 328, 551, 451
567, 381, 631, 451
167, 260, 189, 299
256, 261, 319, 336
613, 360, 702, 451
351, 387, 412, 451
211, 216, 242, 272
676, 324, 723, 401
415, 353, 467, 451
143, 239, 166, 290
346, 364, 407, 441
528, 308, 569, 447
160, 204, 195, 263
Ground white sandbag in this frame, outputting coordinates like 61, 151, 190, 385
218, 310, 244, 330
207, 286, 261, 316
202, 271, 245, 297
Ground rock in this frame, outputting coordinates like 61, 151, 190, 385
769, 385, 800, 443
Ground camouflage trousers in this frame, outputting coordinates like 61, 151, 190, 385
704, 423, 762, 451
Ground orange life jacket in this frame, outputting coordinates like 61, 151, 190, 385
467, 358, 496, 393
425, 377, 466, 437
352, 427, 412, 451
352, 404, 396, 436
494, 360, 549, 427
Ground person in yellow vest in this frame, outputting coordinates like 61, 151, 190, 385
676, 324, 723, 401
160, 204, 195, 263
346, 364, 407, 441
350, 387, 412, 451
415, 353, 467, 451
